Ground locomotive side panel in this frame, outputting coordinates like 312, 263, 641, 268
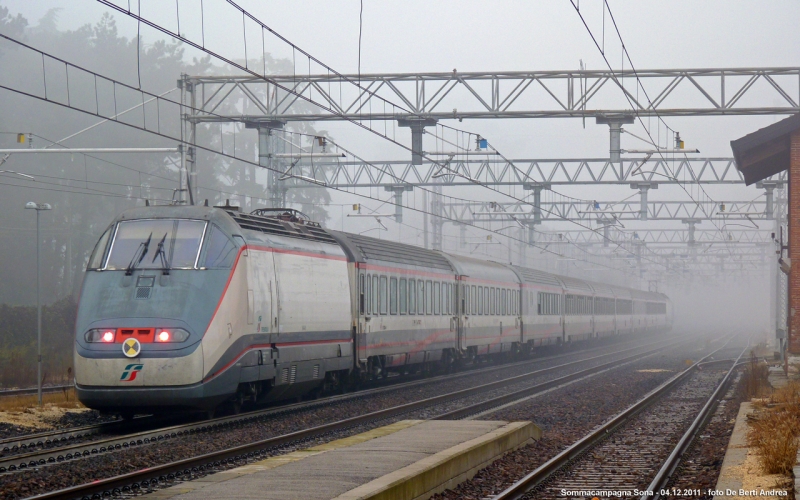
271, 248, 353, 386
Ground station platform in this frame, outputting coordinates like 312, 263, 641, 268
145, 419, 539, 500
713, 364, 797, 499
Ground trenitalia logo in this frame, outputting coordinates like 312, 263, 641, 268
120, 363, 144, 382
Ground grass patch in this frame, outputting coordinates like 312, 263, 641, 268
0, 388, 84, 412
748, 380, 800, 475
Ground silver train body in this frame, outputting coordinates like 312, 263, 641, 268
74, 205, 673, 413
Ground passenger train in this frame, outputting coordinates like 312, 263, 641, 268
74, 204, 672, 415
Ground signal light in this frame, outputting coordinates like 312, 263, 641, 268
85, 329, 116, 343
154, 328, 189, 343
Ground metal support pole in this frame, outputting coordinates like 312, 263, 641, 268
423, 189, 429, 249
631, 182, 657, 221
757, 181, 783, 220
431, 182, 443, 250
178, 78, 188, 205
523, 183, 550, 226
25, 201, 51, 406
398, 118, 438, 165
188, 79, 198, 204
252, 122, 286, 208
681, 218, 701, 246
765, 185, 774, 220
597, 217, 614, 248
384, 185, 413, 223
596, 115, 635, 177
36, 209, 41, 406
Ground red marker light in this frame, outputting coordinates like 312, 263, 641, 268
158, 331, 170, 342
102, 331, 114, 342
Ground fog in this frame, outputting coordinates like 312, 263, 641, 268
0, 1, 787, 353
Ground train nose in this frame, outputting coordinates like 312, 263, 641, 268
75, 322, 204, 388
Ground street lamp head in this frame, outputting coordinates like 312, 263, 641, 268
25, 202, 52, 210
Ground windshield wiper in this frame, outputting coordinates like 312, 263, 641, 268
152, 232, 171, 275
124, 233, 152, 276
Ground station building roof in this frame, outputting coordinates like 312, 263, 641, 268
731, 113, 800, 185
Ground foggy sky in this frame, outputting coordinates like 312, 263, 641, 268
0, 1, 789, 338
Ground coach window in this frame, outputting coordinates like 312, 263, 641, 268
468, 285, 475, 315
417, 280, 430, 314
366, 274, 372, 314
390, 277, 398, 315
462, 284, 467, 315
432, 282, 439, 315
408, 279, 416, 314
500, 289, 505, 315
359, 275, 365, 315
443, 284, 449, 315
424, 280, 432, 315
476, 286, 483, 316
379, 276, 388, 315
448, 284, 453, 315
399, 279, 407, 314
372, 275, 379, 315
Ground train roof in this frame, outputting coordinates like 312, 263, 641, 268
329, 231, 455, 272
222, 209, 338, 245
509, 265, 563, 288
441, 253, 520, 284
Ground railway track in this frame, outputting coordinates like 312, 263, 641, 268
0, 332, 666, 465
491, 339, 747, 500
10, 335, 703, 499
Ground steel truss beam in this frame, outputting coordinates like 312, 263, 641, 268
186, 67, 800, 122
517, 228, 773, 245
282, 157, 783, 187
444, 199, 771, 222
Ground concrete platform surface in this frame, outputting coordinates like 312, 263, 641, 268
713, 402, 753, 499
145, 419, 539, 500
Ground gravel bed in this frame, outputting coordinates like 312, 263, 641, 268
431, 347, 738, 499
0, 336, 673, 498
0, 411, 118, 442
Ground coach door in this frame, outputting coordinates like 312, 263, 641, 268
457, 282, 467, 351
357, 271, 368, 363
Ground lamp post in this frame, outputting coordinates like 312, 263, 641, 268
25, 201, 52, 406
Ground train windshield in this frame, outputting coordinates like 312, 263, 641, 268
104, 219, 206, 270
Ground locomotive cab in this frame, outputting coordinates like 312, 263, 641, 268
74, 206, 243, 414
